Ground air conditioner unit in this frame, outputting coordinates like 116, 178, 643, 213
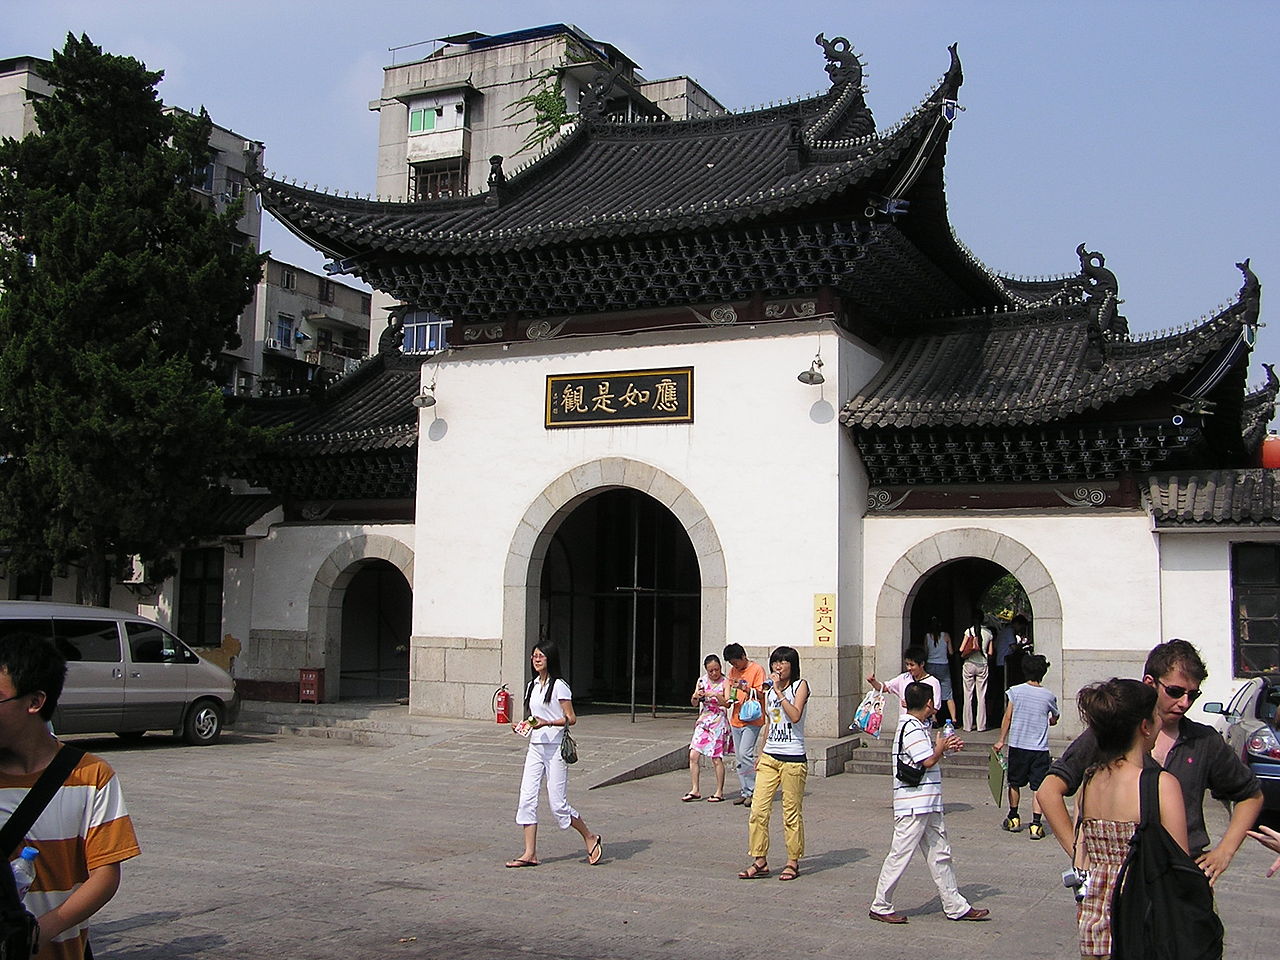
264, 337, 282, 351
120, 555, 149, 585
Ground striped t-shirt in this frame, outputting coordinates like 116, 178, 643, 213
891, 716, 943, 816
0, 749, 141, 960
1006, 683, 1060, 752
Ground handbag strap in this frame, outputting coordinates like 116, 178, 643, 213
0, 744, 85, 859
1137, 764, 1160, 830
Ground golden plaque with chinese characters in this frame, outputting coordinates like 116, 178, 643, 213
545, 368, 693, 428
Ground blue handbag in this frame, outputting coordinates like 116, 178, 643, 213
738, 689, 762, 722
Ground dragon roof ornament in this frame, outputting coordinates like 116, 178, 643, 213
815, 33, 863, 88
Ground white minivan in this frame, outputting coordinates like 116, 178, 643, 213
0, 601, 239, 745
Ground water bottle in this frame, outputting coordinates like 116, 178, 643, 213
11, 846, 37, 902
942, 719, 956, 755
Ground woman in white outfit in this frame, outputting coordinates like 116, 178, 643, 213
959, 610, 994, 732
506, 641, 603, 868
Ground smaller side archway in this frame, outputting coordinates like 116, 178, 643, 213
307, 534, 415, 702
874, 528, 1063, 723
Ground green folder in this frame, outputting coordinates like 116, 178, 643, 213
988, 747, 1007, 806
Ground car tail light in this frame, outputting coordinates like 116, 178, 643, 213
1245, 726, 1280, 761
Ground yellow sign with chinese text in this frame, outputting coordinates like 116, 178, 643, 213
813, 593, 836, 646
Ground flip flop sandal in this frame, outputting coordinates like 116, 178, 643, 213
706, 795, 725, 802
587, 837, 604, 865
681, 793, 702, 802
504, 858, 539, 868
737, 862, 770, 879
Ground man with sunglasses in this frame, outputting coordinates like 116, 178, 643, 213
1037, 639, 1262, 885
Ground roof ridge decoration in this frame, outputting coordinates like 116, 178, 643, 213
806, 34, 875, 145
1242, 362, 1278, 455
1077, 243, 1130, 371
578, 62, 626, 121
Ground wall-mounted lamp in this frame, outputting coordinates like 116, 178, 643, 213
412, 373, 438, 408
797, 354, 825, 385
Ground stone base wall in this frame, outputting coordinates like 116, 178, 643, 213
406, 637, 867, 734
244, 629, 313, 680
238, 679, 301, 702
409, 635, 503, 719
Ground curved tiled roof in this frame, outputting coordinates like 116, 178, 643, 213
842, 281, 1260, 430
1147, 470, 1280, 525
241, 353, 424, 454
252, 47, 964, 260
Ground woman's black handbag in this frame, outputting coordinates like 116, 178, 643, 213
894, 721, 925, 787
1110, 767, 1222, 960
560, 725, 578, 764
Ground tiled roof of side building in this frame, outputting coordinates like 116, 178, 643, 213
250, 43, 964, 259
1147, 470, 1280, 525
842, 265, 1261, 430
239, 352, 426, 454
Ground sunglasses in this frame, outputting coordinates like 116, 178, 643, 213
1156, 680, 1202, 703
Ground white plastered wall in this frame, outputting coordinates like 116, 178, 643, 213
863, 512, 1160, 735
411, 319, 881, 733
242, 521, 414, 700
1157, 528, 1280, 718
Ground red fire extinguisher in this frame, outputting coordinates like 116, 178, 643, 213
493, 684, 512, 725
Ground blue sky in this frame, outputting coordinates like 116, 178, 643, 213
8, 1, 1279, 379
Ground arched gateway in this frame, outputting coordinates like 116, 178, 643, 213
307, 534, 415, 702
874, 528, 1063, 710
502, 459, 727, 715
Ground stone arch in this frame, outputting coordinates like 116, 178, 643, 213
873, 528, 1063, 710
500, 458, 727, 696
306, 533, 415, 701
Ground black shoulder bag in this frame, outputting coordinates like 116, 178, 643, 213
0, 745, 85, 960
1110, 766, 1223, 960
894, 720, 926, 787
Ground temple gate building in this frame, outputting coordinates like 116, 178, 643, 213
212, 29, 1280, 740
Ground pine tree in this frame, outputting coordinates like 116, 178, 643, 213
0, 34, 268, 605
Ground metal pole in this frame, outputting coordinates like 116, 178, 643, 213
629, 497, 640, 723
651, 508, 658, 719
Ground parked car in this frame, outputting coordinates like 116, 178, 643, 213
0, 601, 238, 745
1203, 674, 1280, 813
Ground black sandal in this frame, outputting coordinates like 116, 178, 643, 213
737, 861, 769, 879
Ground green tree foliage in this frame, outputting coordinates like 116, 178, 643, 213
979, 573, 1031, 623
0, 34, 267, 605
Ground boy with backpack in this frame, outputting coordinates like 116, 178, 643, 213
993, 653, 1059, 838
869, 681, 990, 924
0, 632, 140, 959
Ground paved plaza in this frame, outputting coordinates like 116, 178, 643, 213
80, 722, 1277, 959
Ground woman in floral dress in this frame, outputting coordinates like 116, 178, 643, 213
683, 654, 732, 802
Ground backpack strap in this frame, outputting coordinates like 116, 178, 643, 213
0, 745, 85, 859
1137, 763, 1161, 831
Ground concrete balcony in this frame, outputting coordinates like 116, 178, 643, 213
406, 126, 469, 164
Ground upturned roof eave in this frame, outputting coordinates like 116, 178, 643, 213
841, 276, 1259, 431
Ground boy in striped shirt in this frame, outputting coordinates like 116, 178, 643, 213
0, 633, 140, 959
869, 681, 990, 924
